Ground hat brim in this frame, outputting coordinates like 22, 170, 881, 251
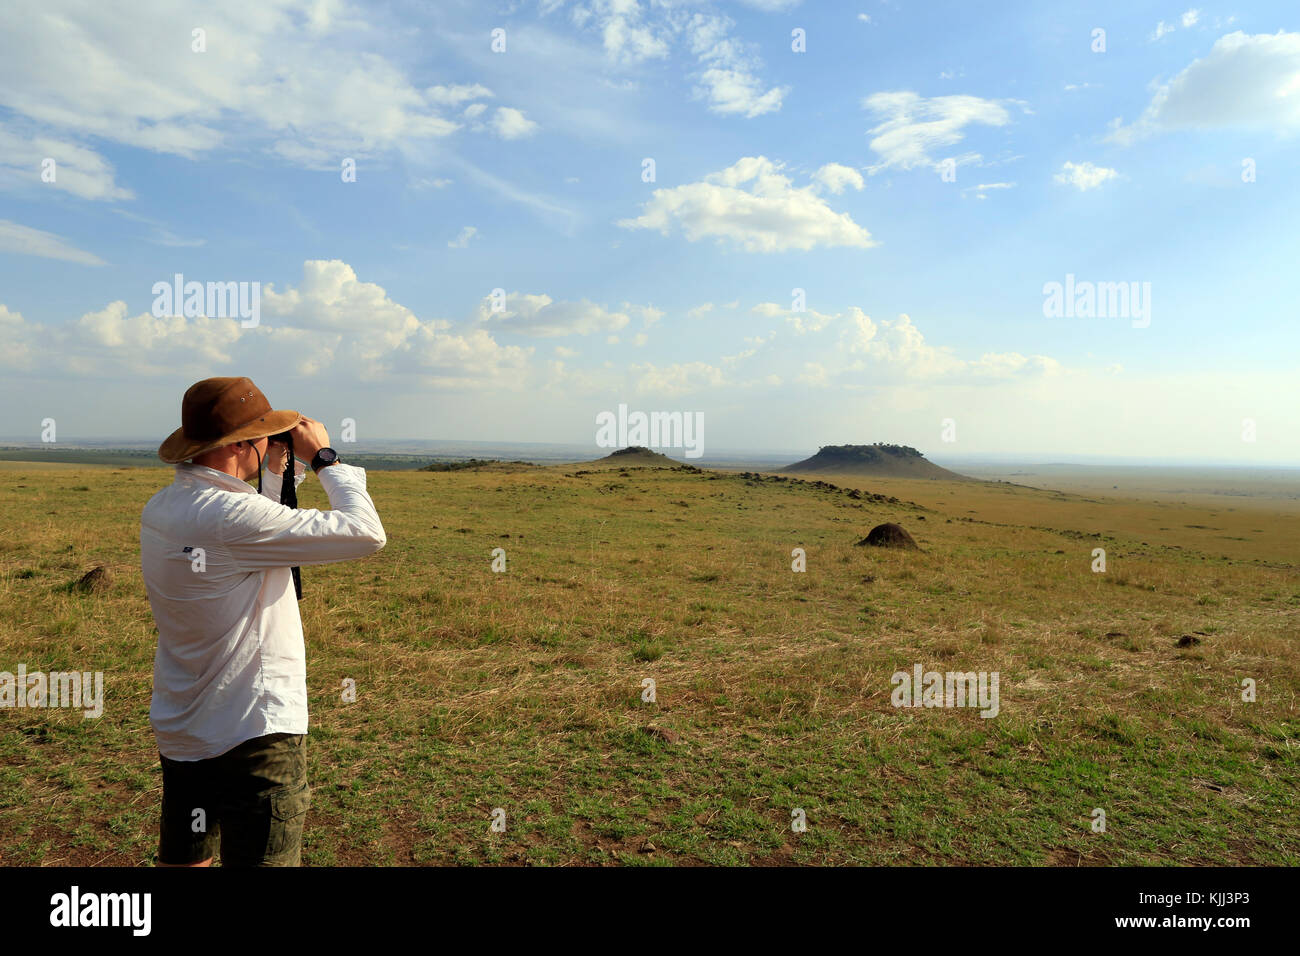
158, 409, 303, 464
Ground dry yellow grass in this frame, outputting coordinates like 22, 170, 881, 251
0, 459, 1296, 865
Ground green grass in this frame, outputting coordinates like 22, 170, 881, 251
0, 460, 1296, 866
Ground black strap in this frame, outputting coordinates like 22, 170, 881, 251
279, 434, 303, 600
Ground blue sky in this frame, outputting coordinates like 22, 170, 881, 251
1, 0, 1298, 463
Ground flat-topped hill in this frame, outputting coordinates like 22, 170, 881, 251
785, 443, 970, 480
583, 446, 681, 467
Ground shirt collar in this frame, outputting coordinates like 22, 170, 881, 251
176, 462, 257, 495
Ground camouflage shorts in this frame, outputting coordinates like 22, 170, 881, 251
158, 732, 310, 867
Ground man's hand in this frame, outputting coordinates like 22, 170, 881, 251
290, 415, 331, 465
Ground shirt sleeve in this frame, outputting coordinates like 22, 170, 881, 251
221, 463, 387, 570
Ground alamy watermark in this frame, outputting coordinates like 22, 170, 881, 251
49, 886, 150, 935
891, 665, 999, 718
595, 403, 704, 459
1042, 274, 1150, 328
1, 665, 103, 718
152, 273, 260, 328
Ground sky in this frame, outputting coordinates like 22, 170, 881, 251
1, 0, 1298, 464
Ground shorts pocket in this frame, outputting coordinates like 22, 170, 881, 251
266, 781, 310, 863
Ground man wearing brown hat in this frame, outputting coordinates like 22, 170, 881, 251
141, 377, 387, 866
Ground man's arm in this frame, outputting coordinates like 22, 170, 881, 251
220, 462, 387, 570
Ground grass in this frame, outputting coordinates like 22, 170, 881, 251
0, 459, 1296, 866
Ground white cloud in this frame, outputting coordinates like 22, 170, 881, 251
490, 107, 539, 139
812, 162, 865, 194
448, 226, 478, 248
589, 0, 671, 64
629, 304, 664, 327
0, 1, 515, 170
1, 259, 533, 386
0, 219, 104, 265
862, 91, 1017, 172
0, 305, 38, 371
722, 330, 775, 367
474, 291, 633, 337
631, 361, 726, 395
1181, 9, 1200, 28
426, 83, 494, 106
1112, 31, 1300, 142
842, 312, 1059, 380
753, 301, 839, 334
1053, 161, 1117, 190
617, 156, 876, 252
685, 13, 788, 117
72, 301, 242, 373
963, 181, 1016, 199
1152, 21, 1175, 41
857, 14, 872, 24
0, 126, 133, 201
563, 4, 784, 118
687, 303, 715, 319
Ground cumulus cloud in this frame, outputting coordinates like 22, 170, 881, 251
1053, 161, 1117, 190
1111, 31, 1300, 143
862, 91, 1017, 173
0, 260, 532, 387
489, 107, 539, 139
842, 311, 1059, 380
812, 162, 865, 194
617, 156, 876, 252
0, 305, 38, 371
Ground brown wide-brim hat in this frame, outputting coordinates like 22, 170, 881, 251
159, 376, 302, 464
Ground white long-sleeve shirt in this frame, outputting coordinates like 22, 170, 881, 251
140, 459, 386, 760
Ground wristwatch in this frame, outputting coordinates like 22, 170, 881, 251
310, 447, 340, 473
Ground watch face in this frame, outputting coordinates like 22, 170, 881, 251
320, 448, 337, 462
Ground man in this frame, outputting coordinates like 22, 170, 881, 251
141, 377, 387, 866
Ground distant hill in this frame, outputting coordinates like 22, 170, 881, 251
785, 444, 971, 480
584, 446, 681, 467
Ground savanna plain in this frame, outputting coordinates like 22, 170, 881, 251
0, 456, 1296, 866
